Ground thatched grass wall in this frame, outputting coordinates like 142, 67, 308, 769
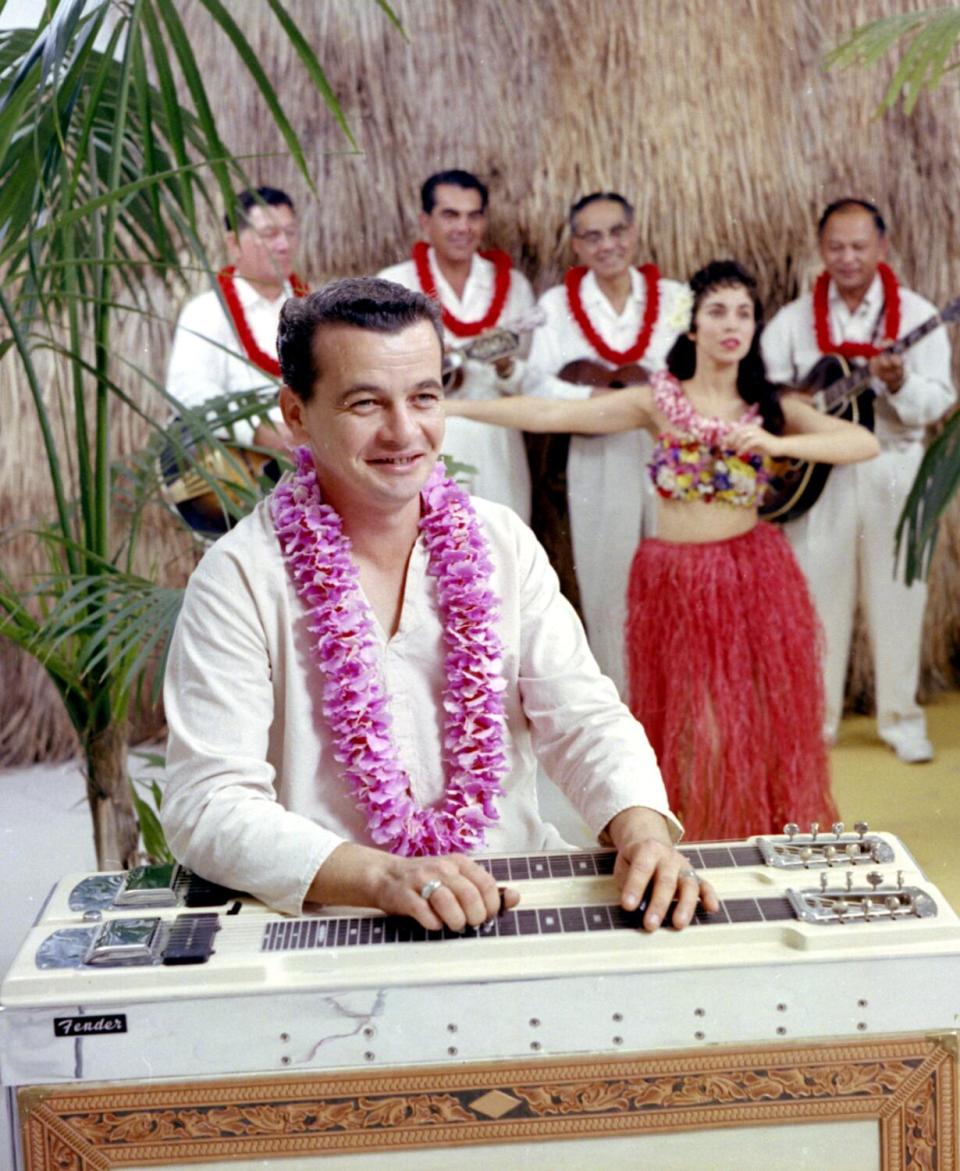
3, 0, 959, 762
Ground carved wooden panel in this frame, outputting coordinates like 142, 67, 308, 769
18, 1033, 957, 1169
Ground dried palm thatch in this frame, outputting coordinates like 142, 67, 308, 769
3, 0, 959, 761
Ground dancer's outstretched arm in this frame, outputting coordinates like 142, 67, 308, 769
444, 385, 653, 435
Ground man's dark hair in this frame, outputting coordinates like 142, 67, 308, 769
666, 259, 784, 436
278, 277, 443, 400
569, 192, 635, 231
225, 186, 295, 232
817, 198, 886, 238
420, 170, 488, 214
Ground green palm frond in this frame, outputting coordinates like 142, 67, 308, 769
896, 412, 960, 584
0, 0, 402, 865
827, 7, 960, 114
26, 569, 184, 711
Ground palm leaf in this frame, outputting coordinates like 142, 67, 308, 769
896, 411, 960, 583
827, 7, 960, 113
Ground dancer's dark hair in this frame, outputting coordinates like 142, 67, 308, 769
666, 259, 784, 435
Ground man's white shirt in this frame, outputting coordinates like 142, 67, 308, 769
166, 275, 291, 445
521, 268, 687, 694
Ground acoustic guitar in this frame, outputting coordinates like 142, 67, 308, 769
760, 298, 960, 524
159, 437, 281, 535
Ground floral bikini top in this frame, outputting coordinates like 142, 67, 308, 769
647, 371, 771, 508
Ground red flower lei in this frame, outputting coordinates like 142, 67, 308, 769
813, 262, 901, 360
564, 264, 661, 365
411, 241, 513, 338
217, 266, 308, 377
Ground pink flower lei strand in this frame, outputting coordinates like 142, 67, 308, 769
652, 370, 760, 446
271, 446, 509, 856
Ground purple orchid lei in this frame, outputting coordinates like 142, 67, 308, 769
271, 446, 509, 856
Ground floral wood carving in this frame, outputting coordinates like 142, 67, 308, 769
18, 1033, 957, 1169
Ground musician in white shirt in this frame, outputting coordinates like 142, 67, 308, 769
761, 199, 955, 763
166, 186, 303, 449
378, 170, 536, 520
162, 276, 716, 933
521, 193, 687, 693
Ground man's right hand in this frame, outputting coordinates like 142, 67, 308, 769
307, 842, 519, 931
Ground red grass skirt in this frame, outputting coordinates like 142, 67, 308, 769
626, 523, 837, 841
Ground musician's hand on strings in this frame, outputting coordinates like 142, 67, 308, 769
605, 807, 719, 931
309, 844, 519, 932
868, 347, 905, 392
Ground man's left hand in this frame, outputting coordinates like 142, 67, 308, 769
605, 806, 719, 931
869, 348, 905, 393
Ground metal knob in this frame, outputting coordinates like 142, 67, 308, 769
810, 822, 820, 840
824, 845, 837, 862
832, 822, 845, 838
854, 821, 869, 838
866, 871, 884, 891
783, 822, 799, 840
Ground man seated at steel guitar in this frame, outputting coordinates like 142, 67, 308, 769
161, 277, 718, 933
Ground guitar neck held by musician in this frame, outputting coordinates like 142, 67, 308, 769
760, 297, 960, 523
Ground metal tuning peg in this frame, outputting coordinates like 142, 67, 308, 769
783, 822, 799, 841
800, 846, 813, 865
810, 822, 820, 841
885, 895, 901, 912
845, 871, 854, 891
823, 845, 837, 864
832, 821, 845, 838
854, 821, 869, 839
866, 871, 884, 892
897, 870, 904, 889
819, 872, 828, 892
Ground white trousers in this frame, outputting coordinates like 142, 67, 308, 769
785, 446, 928, 745
443, 415, 531, 523
566, 430, 653, 696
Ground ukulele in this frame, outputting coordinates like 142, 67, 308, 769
760, 298, 960, 523
443, 306, 546, 390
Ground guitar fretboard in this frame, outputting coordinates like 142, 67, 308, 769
824, 306, 953, 408
260, 895, 796, 954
